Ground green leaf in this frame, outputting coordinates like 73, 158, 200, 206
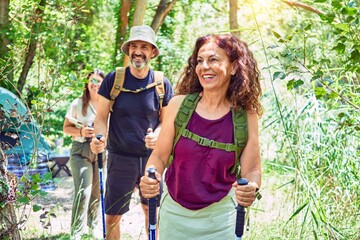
287, 202, 309, 223
314, 0, 327, 2
39, 191, 48, 197
31, 184, 40, 191
304, 24, 311, 31
332, 43, 346, 53
285, 35, 293, 41
341, 6, 357, 16
314, 87, 326, 99
273, 71, 286, 80
338, 112, 345, 118
320, 13, 336, 23
331, 0, 342, 9
31, 174, 42, 183
33, 204, 42, 212
293, 80, 304, 88
334, 23, 350, 32
287, 80, 295, 90
272, 31, 281, 39
17, 196, 30, 204
329, 92, 338, 99
42, 172, 53, 182
20, 175, 28, 183
311, 210, 319, 227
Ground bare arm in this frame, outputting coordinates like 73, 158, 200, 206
140, 95, 185, 198
233, 111, 261, 206
90, 95, 110, 154
144, 105, 169, 149
63, 118, 94, 139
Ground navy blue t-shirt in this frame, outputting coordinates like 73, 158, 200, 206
98, 67, 173, 157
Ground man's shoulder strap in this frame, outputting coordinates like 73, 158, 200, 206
109, 67, 126, 112
109, 68, 165, 112
154, 71, 165, 110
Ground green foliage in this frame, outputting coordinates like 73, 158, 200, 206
2, 0, 359, 238
257, 0, 359, 238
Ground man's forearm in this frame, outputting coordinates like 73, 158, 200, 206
94, 117, 108, 138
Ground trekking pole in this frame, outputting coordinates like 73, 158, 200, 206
96, 134, 106, 239
235, 178, 249, 240
146, 167, 157, 240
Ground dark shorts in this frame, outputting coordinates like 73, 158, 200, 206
105, 152, 161, 215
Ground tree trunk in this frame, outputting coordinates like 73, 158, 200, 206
16, 0, 46, 94
150, 0, 177, 33
123, 0, 148, 66
0, 149, 21, 239
0, 0, 14, 89
114, 0, 133, 67
229, 0, 240, 37
132, 0, 148, 26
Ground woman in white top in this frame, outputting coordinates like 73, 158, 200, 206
63, 69, 105, 239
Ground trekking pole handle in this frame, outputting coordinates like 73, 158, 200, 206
96, 134, 104, 169
235, 178, 249, 239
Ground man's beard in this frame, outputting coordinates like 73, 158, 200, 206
130, 53, 148, 70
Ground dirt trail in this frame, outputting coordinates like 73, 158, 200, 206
21, 171, 147, 240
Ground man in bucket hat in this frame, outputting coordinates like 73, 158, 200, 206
91, 25, 173, 239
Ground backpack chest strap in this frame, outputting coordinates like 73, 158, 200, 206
120, 80, 162, 94
181, 129, 238, 152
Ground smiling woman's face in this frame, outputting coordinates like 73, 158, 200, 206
195, 41, 234, 92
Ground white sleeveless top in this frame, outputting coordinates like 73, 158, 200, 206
65, 97, 96, 143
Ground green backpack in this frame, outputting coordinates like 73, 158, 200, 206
168, 92, 248, 176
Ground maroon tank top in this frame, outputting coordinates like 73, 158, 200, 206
165, 110, 236, 210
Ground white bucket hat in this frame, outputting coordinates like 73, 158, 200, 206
121, 25, 160, 58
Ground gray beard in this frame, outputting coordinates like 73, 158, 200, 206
131, 59, 148, 70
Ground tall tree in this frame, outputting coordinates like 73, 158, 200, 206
16, 0, 46, 94
114, 0, 177, 66
229, 0, 239, 37
123, 0, 148, 66
0, 0, 13, 89
150, 0, 177, 33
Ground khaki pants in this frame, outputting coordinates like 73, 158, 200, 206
69, 141, 102, 239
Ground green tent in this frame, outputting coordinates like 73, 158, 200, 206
0, 87, 54, 190
0, 87, 50, 162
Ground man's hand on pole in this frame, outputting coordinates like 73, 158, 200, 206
90, 134, 106, 154
145, 128, 158, 150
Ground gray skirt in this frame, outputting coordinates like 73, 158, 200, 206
159, 182, 237, 240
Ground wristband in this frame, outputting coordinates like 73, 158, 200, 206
80, 127, 83, 137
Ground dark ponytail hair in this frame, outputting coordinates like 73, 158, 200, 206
81, 69, 105, 116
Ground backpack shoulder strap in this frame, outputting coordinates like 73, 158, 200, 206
154, 71, 165, 110
109, 67, 126, 112
231, 108, 248, 176
168, 92, 201, 165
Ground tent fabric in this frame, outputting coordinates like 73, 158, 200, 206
0, 87, 55, 191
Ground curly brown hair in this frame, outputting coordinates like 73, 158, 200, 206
176, 34, 263, 116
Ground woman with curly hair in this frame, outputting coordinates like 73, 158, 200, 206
140, 34, 262, 239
